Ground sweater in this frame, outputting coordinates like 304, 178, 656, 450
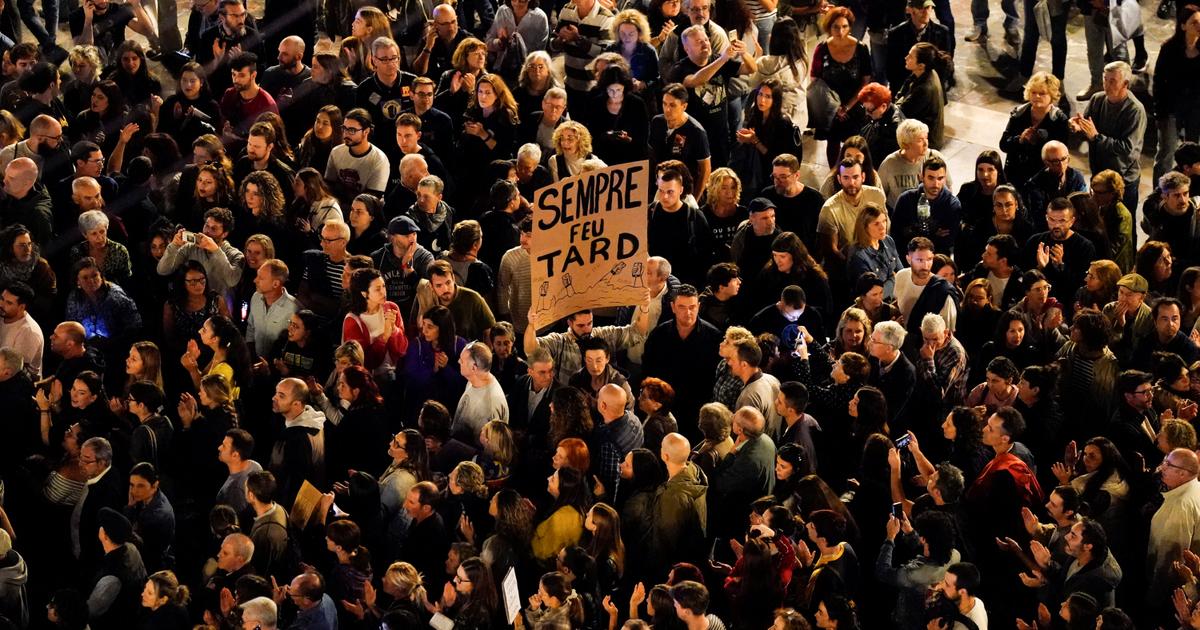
1083, 92, 1147, 183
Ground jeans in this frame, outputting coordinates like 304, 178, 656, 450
934, 0, 955, 52
1020, 0, 1067, 78
1155, 107, 1200, 182
754, 13, 776, 53
17, 0, 55, 49
972, 0, 1019, 32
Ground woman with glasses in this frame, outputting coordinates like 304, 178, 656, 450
436, 557, 501, 629
514, 51, 560, 121
163, 261, 229, 358
955, 184, 1033, 268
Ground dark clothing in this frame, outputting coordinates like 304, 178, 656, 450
0, 186, 53, 248
886, 20, 952, 87
891, 186, 962, 256
642, 320, 722, 436
646, 203, 712, 287
1023, 231, 1096, 305
710, 434, 776, 539
123, 491, 175, 572
77, 467, 126, 567
999, 104, 1070, 192
870, 353, 917, 428
894, 70, 946, 148
648, 113, 710, 186
762, 184, 825, 250
403, 513, 450, 592
1022, 168, 1088, 232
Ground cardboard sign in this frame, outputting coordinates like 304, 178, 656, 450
529, 161, 650, 329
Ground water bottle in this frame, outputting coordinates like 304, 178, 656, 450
916, 195, 932, 235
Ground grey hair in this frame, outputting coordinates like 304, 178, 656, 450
544, 87, 567, 102
698, 402, 732, 440
0, 348, 23, 374
370, 36, 399, 56
517, 143, 543, 163
1040, 140, 1068, 160
648, 256, 671, 279
399, 153, 428, 174
82, 437, 113, 464
528, 346, 553, 367
896, 119, 929, 148
920, 313, 947, 336
239, 597, 278, 629
1160, 170, 1191, 193
78, 209, 109, 233
874, 320, 907, 349
681, 24, 706, 42
322, 219, 351, 240
1103, 61, 1132, 85
734, 406, 766, 438
224, 533, 255, 562
418, 175, 444, 195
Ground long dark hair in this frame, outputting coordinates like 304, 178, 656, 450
617, 448, 664, 502
170, 260, 212, 305
768, 17, 806, 75
549, 386, 594, 446
767, 231, 828, 281
551, 466, 592, 516
342, 365, 383, 407
852, 386, 888, 437
348, 267, 382, 314
744, 79, 785, 129
948, 405, 985, 452
422, 305, 458, 352
0, 224, 36, 264
1080, 437, 1130, 503
492, 489, 534, 548
91, 79, 127, 121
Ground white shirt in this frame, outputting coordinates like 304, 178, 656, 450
953, 597, 987, 630
893, 268, 958, 331
0, 312, 43, 377
985, 272, 1009, 309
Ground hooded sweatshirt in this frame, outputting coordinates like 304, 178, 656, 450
270, 406, 327, 506
0, 551, 28, 629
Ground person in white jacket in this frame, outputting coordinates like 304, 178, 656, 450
1148, 448, 1200, 610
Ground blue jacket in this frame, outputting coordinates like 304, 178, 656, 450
891, 186, 962, 256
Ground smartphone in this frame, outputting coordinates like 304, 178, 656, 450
895, 433, 912, 449
891, 502, 902, 518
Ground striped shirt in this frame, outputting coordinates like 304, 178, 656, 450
552, 1, 614, 91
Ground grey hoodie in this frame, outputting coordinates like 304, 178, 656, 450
0, 551, 30, 628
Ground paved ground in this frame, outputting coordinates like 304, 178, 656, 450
38, 0, 1176, 214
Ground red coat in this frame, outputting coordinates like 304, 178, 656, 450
342, 302, 408, 370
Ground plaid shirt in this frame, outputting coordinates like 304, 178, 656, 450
713, 360, 743, 409
916, 336, 969, 408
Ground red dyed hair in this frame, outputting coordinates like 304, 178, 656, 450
557, 437, 591, 473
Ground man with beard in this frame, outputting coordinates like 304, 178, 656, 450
0, 116, 68, 186
196, 0, 266, 97
642, 285, 722, 436
259, 37, 310, 140
730, 198, 780, 285
1130, 298, 1200, 369
268, 378, 326, 506
0, 282, 42, 376
1024, 198, 1096, 305
219, 53, 277, 147
961, 234, 1024, 311
70, 0, 154, 62
371, 215, 434, 330
892, 237, 956, 354
761, 153, 824, 245
892, 156, 962, 256
324, 108, 389, 206
233, 122, 294, 190
355, 38, 416, 159
817, 157, 886, 268
415, 260, 496, 342
0, 158, 53, 247
524, 296, 650, 387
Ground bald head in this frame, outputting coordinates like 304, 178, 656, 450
3, 157, 37, 197
278, 36, 305, 69
1162, 448, 1200, 489
733, 407, 766, 439
661, 433, 691, 465
433, 3, 454, 18
290, 572, 323, 607
598, 384, 627, 421
29, 114, 60, 137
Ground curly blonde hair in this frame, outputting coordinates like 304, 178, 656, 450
552, 121, 593, 159
704, 168, 742, 207
611, 9, 651, 42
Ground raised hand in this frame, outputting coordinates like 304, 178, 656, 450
1021, 507, 1039, 536
1030, 540, 1051, 568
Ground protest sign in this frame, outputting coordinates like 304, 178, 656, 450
530, 161, 650, 328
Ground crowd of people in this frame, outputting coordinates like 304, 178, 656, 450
0, 0, 1197, 627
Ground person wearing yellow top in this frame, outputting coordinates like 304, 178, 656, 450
532, 466, 590, 563
181, 315, 252, 400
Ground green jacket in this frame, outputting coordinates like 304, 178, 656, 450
651, 462, 708, 575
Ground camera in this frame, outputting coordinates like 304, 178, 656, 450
182, 231, 197, 244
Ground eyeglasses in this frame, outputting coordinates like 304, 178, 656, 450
374, 55, 400, 64
184, 277, 206, 284
453, 575, 471, 584
435, 19, 457, 25
343, 126, 364, 135
1044, 156, 1069, 165
1162, 460, 1199, 474
86, 157, 105, 164
38, 134, 62, 142
1131, 388, 1153, 397
320, 236, 346, 243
